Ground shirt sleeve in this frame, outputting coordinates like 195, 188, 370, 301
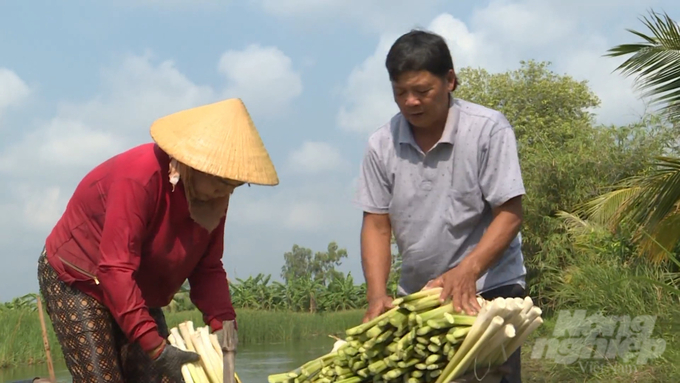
97, 177, 163, 354
353, 141, 392, 214
478, 123, 526, 208
187, 216, 237, 333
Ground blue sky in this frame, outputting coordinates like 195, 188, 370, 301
0, 0, 678, 302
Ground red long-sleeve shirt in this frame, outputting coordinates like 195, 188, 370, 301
44, 143, 236, 353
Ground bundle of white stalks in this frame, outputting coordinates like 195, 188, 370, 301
437, 292, 544, 382
268, 287, 543, 383
168, 320, 242, 383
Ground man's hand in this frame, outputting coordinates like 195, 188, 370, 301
423, 262, 481, 316
362, 295, 394, 323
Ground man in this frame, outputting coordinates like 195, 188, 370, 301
354, 30, 527, 383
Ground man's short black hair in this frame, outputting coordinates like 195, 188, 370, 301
385, 29, 455, 82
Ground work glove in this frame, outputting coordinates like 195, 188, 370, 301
215, 320, 238, 383
152, 343, 201, 383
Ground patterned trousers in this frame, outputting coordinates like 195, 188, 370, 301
37, 250, 174, 383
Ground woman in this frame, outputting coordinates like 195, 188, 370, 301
37, 98, 279, 383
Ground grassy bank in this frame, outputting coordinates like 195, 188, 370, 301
519, 256, 680, 382
0, 308, 365, 369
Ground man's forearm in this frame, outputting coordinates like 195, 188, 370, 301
360, 214, 393, 300
460, 196, 523, 278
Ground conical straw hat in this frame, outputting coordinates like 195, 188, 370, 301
150, 98, 279, 186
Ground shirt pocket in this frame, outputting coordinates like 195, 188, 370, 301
445, 188, 485, 230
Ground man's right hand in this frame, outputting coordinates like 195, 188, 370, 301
362, 295, 394, 323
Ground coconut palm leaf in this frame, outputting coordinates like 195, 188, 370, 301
606, 10, 680, 121
573, 156, 680, 262
574, 186, 642, 228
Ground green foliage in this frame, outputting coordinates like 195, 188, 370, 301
167, 242, 369, 314
227, 272, 367, 313
0, 293, 38, 312
281, 242, 348, 285
454, 60, 676, 307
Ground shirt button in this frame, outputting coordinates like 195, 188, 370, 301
421, 181, 432, 191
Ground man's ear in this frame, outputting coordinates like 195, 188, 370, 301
447, 69, 457, 92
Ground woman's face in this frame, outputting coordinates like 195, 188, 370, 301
191, 170, 243, 201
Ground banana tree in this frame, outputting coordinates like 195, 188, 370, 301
572, 10, 680, 263
320, 272, 364, 311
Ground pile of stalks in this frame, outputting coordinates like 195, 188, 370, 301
168, 320, 242, 383
268, 287, 543, 383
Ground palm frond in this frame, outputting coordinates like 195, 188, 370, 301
572, 185, 642, 229
555, 211, 596, 234
606, 10, 680, 121
626, 156, 680, 232
636, 213, 680, 264
556, 211, 610, 252
574, 156, 680, 263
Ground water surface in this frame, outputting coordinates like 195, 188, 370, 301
0, 337, 336, 383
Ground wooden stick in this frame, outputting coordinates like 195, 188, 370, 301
222, 320, 238, 383
36, 296, 56, 383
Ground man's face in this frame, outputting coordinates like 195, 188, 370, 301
391, 69, 455, 131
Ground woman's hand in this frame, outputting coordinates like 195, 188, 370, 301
150, 341, 201, 383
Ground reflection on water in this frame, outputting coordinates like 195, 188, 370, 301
0, 337, 336, 383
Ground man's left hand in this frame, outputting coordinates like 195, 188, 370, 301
423, 262, 481, 315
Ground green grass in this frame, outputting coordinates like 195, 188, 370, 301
0, 308, 62, 369
0, 308, 365, 369
517, 256, 680, 382
165, 309, 365, 345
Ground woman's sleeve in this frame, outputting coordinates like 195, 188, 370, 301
97, 177, 164, 354
187, 216, 237, 332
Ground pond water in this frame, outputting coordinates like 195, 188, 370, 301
0, 337, 336, 383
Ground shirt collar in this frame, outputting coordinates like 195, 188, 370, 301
398, 97, 459, 148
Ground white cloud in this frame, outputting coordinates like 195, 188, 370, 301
116, 0, 229, 8
336, 35, 399, 134
228, 175, 359, 233
287, 141, 349, 174
470, 0, 575, 48
0, 45, 302, 231
337, 3, 650, 135
0, 118, 125, 180
218, 44, 302, 118
20, 185, 65, 232
0, 68, 31, 122
557, 36, 645, 126
59, 52, 217, 143
253, 0, 445, 33
285, 201, 326, 231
